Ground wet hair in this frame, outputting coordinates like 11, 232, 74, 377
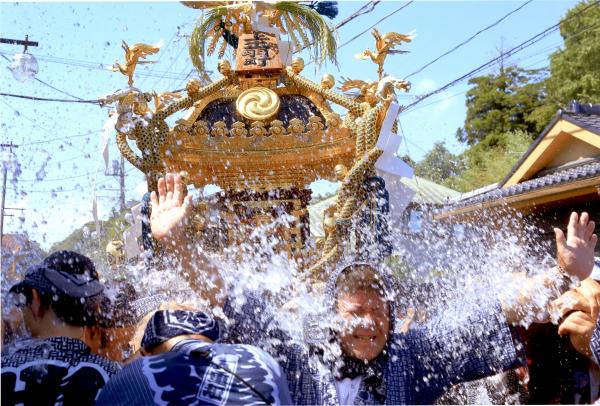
334, 264, 387, 299
18, 251, 103, 327
23, 287, 101, 327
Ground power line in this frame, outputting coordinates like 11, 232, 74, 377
20, 167, 137, 193
294, 1, 381, 55
402, 17, 600, 115
138, 17, 196, 88
34, 77, 85, 101
1, 52, 196, 82
0, 53, 87, 101
16, 172, 96, 182
404, 0, 534, 80
304, 1, 413, 68
0, 99, 90, 156
335, 1, 381, 30
403, 0, 600, 112
337, 1, 414, 49
19, 130, 102, 147
0, 92, 100, 104
158, 41, 189, 91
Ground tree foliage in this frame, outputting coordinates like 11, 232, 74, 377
415, 131, 531, 193
531, 0, 600, 127
421, 1, 600, 194
446, 130, 532, 192
456, 65, 547, 145
413, 142, 462, 184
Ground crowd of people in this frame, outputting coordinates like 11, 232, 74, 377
1, 173, 599, 405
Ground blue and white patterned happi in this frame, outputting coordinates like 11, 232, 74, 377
1, 337, 120, 405
592, 317, 600, 366
223, 289, 525, 405
96, 339, 292, 406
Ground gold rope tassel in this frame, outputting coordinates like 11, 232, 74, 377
309, 147, 383, 278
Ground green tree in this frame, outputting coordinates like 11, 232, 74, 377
446, 130, 532, 192
399, 154, 417, 168
456, 65, 547, 145
414, 142, 462, 184
531, 0, 600, 127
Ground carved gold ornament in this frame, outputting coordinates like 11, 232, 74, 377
320, 73, 335, 90
230, 121, 248, 137
211, 121, 228, 137
235, 87, 280, 121
186, 79, 201, 96
218, 59, 232, 76
291, 57, 305, 74
249, 121, 267, 137
268, 120, 285, 136
326, 113, 342, 128
334, 164, 348, 182
288, 118, 305, 135
307, 116, 325, 133
192, 120, 209, 137
111, 41, 160, 87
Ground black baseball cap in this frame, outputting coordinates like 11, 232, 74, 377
10, 250, 104, 299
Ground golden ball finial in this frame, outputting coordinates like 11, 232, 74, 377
186, 79, 201, 96
291, 57, 304, 74
321, 74, 335, 90
334, 163, 348, 182
218, 59, 232, 76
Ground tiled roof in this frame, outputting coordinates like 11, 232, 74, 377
444, 158, 600, 210
564, 112, 600, 134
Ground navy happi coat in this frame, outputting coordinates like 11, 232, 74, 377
223, 266, 524, 405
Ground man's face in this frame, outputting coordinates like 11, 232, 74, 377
337, 289, 390, 362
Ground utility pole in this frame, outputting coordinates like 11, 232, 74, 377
1, 142, 18, 273
0, 35, 38, 49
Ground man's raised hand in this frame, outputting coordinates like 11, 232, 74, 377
150, 173, 192, 243
555, 212, 597, 281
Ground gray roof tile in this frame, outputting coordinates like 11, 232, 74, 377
443, 159, 600, 211
564, 113, 600, 134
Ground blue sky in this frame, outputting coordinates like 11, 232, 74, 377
0, 1, 578, 248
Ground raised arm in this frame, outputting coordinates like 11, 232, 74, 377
500, 212, 597, 324
150, 173, 224, 307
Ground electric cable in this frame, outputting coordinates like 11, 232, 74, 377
17, 172, 97, 182
403, 0, 600, 112
0, 51, 196, 82
293, 1, 381, 54
1, 99, 92, 156
1, 53, 89, 101
337, 1, 414, 49
402, 14, 600, 114
404, 0, 534, 80
335, 1, 381, 30
20, 167, 137, 193
304, 1, 413, 68
19, 130, 103, 147
0, 92, 100, 104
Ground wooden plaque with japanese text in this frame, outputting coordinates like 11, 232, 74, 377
235, 31, 283, 74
